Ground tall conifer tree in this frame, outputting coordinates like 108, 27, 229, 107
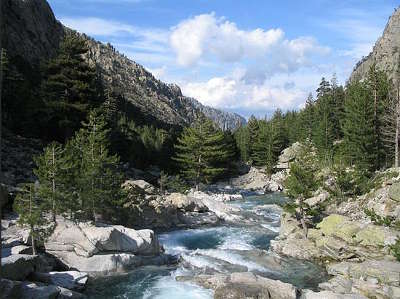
174, 117, 232, 189
41, 31, 98, 140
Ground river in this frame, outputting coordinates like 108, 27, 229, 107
85, 193, 328, 298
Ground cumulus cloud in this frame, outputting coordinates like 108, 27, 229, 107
60, 14, 330, 117
169, 13, 329, 80
180, 71, 310, 118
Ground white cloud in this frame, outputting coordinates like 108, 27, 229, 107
169, 13, 329, 79
61, 17, 137, 36
180, 71, 311, 118
60, 14, 331, 117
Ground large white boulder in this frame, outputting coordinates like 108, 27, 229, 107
51, 251, 172, 273
165, 193, 208, 212
44, 218, 166, 273
46, 219, 160, 258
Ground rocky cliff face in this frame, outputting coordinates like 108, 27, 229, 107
2, 0, 245, 130
350, 7, 400, 83
187, 97, 246, 130
2, 0, 64, 67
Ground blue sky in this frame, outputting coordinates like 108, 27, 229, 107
48, 0, 399, 118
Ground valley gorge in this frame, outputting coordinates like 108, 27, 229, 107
3, 1, 400, 299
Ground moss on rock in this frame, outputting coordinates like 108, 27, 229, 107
316, 214, 350, 237
355, 225, 385, 247
389, 182, 400, 202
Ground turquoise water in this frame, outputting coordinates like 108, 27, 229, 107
85, 193, 327, 298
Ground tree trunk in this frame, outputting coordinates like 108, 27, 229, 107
396, 86, 400, 168
52, 146, 56, 223
196, 154, 202, 191
31, 225, 37, 255
299, 201, 308, 238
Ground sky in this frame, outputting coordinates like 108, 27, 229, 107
48, 0, 399, 118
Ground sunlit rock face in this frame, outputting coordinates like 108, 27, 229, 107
350, 7, 400, 84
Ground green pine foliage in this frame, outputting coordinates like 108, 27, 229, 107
271, 109, 289, 158
247, 115, 260, 159
234, 126, 250, 162
13, 183, 49, 255
251, 121, 276, 173
174, 117, 233, 189
284, 142, 319, 201
283, 141, 320, 236
342, 81, 377, 171
71, 110, 123, 221
41, 31, 99, 140
34, 142, 68, 222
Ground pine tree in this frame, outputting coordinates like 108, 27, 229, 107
251, 121, 276, 173
313, 94, 335, 161
174, 117, 232, 189
247, 115, 259, 159
284, 141, 319, 237
382, 62, 400, 167
342, 81, 377, 171
316, 77, 331, 98
34, 142, 67, 222
366, 64, 391, 168
271, 109, 289, 158
41, 31, 98, 140
234, 126, 250, 162
158, 171, 168, 195
300, 93, 315, 141
330, 75, 345, 140
71, 110, 123, 221
13, 183, 48, 255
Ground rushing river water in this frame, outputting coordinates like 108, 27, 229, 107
85, 193, 328, 298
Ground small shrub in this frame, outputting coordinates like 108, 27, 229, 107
165, 175, 189, 194
390, 237, 400, 261
283, 202, 297, 214
364, 208, 395, 227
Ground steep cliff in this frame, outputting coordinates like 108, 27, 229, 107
1, 0, 245, 130
350, 7, 400, 83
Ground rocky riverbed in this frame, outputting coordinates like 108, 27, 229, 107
84, 193, 329, 298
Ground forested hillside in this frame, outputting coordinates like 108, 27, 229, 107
235, 68, 398, 176
1, 0, 246, 177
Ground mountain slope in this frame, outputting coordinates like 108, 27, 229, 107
2, 0, 245, 130
350, 7, 400, 83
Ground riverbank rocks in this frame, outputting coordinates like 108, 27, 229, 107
120, 178, 242, 230
272, 211, 400, 298
165, 193, 208, 212
189, 190, 243, 202
316, 214, 399, 251
318, 260, 400, 298
276, 142, 303, 170
44, 218, 170, 273
0, 279, 86, 299
389, 182, 400, 201
122, 179, 156, 195
301, 289, 367, 299
271, 212, 400, 263
181, 272, 298, 299
2, 254, 40, 280
229, 167, 285, 193
328, 260, 400, 286
32, 271, 88, 291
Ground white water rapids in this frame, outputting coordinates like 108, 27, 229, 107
85, 193, 327, 298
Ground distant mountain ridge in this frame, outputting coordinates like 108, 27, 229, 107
2, 0, 245, 130
350, 7, 400, 84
